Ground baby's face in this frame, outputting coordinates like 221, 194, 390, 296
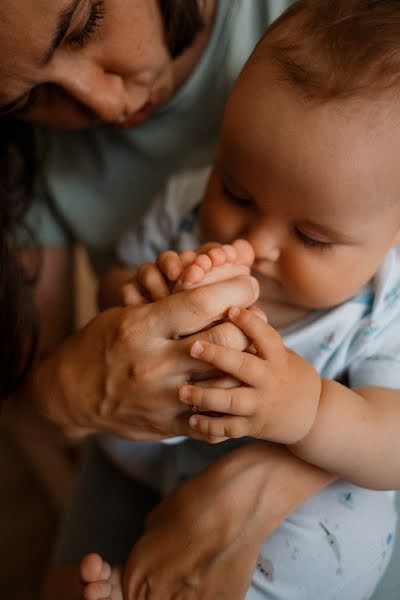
200, 45, 400, 314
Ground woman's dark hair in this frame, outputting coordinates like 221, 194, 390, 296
0, 1, 204, 400
0, 117, 38, 399
159, 0, 205, 57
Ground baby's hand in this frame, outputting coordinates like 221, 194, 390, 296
121, 239, 255, 306
179, 307, 322, 445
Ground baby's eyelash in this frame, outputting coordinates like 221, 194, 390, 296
222, 184, 252, 207
295, 228, 333, 250
69, 0, 105, 49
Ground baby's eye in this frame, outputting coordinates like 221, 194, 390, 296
295, 228, 333, 250
222, 184, 252, 208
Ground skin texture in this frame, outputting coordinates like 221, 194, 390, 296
9, 3, 399, 598
0, 0, 215, 128
31, 276, 259, 441
81, 39, 400, 596
81, 240, 336, 600
199, 51, 400, 327
173, 38, 400, 489
80, 443, 334, 600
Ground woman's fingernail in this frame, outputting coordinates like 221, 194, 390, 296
229, 306, 240, 319
179, 386, 191, 402
191, 341, 204, 357
189, 415, 199, 427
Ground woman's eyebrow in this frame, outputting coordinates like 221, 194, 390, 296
0, 0, 83, 113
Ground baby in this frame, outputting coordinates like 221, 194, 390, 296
83, 1, 400, 598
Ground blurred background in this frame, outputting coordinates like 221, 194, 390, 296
0, 247, 97, 600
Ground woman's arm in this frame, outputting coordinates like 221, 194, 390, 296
123, 441, 335, 600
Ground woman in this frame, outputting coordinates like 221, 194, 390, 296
0, 1, 329, 598
1, 0, 289, 436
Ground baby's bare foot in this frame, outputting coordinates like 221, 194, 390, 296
175, 239, 255, 290
81, 553, 123, 600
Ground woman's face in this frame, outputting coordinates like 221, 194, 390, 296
0, 0, 175, 128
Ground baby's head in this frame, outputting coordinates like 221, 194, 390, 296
201, 0, 400, 313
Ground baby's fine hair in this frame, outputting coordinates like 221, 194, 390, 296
264, 0, 400, 103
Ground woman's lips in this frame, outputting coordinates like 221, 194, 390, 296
120, 101, 155, 128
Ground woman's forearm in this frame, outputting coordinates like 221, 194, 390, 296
211, 441, 336, 543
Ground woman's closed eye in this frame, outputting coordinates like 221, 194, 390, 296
68, 0, 105, 49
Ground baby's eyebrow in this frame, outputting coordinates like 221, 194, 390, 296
220, 169, 251, 196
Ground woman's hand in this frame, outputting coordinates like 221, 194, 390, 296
122, 442, 335, 600
30, 276, 258, 440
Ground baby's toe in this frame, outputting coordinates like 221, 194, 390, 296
221, 244, 238, 261
194, 253, 213, 272
80, 553, 111, 583
83, 579, 112, 600
232, 239, 255, 266
183, 263, 206, 284
207, 246, 227, 266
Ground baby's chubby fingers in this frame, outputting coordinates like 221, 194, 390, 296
228, 307, 285, 361
156, 250, 184, 282
189, 338, 265, 386
137, 262, 171, 301
189, 413, 250, 440
180, 385, 255, 416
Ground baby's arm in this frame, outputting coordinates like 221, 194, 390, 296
180, 307, 400, 490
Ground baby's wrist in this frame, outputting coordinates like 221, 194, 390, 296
286, 353, 322, 444
287, 370, 326, 455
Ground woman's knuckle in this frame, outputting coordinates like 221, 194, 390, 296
228, 390, 237, 412
229, 420, 243, 438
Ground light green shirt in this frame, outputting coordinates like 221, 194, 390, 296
25, 0, 293, 273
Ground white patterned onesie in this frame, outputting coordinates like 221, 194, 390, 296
101, 168, 399, 599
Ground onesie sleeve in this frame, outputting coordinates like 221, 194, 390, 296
117, 168, 210, 267
117, 181, 180, 267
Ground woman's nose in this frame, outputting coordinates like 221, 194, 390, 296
54, 62, 149, 123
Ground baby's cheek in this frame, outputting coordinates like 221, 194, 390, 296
284, 259, 335, 307
286, 260, 355, 309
